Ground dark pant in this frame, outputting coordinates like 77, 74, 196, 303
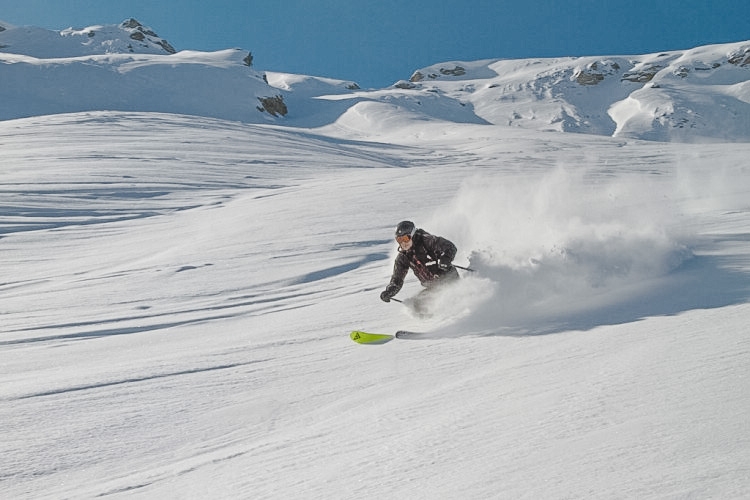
411, 267, 459, 315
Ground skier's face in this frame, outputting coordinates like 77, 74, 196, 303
397, 234, 413, 251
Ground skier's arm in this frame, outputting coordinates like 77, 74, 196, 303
425, 234, 457, 268
380, 254, 409, 302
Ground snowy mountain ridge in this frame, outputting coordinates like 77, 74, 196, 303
0, 18, 175, 57
2, 18, 750, 142
408, 44, 750, 141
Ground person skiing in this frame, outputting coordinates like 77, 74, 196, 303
380, 220, 459, 312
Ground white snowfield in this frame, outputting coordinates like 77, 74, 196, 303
1, 20, 750, 500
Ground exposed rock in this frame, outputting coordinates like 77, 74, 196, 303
121, 18, 142, 29
346, 83, 360, 90
243, 52, 253, 67
675, 66, 690, 78
156, 39, 176, 54
575, 71, 604, 85
573, 60, 620, 85
1, 24, 7, 32
728, 46, 750, 66
440, 65, 466, 77
120, 18, 176, 54
257, 95, 288, 117
394, 80, 417, 89
674, 62, 721, 78
622, 64, 662, 83
409, 66, 465, 82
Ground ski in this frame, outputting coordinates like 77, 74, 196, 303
395, 330, 427, 339
350, 330, 430, 344
350, 330, 394, 344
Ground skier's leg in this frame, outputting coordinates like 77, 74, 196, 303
411, 287, 437, 317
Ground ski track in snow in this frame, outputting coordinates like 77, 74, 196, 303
1, 112, 750, 499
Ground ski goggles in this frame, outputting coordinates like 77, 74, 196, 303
396, 234, 412, 244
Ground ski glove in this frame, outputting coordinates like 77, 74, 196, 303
437, 254, 452, 270
380, 290, 393, 302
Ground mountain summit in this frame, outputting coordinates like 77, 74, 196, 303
0, 18, 175, 57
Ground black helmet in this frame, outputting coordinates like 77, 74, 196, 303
395, 220, 416, 238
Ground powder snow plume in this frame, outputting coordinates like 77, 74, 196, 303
428, 166, 694, 335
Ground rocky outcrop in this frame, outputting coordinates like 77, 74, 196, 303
574, 61, 621, 85
409, 71, 425, 82
409, 65, 466, 82
439, 65, 466, 77
673, 62, 721, 78
728, 46, 750, 66
621, 64, 663, 83
257, 95, 288, 117
395, 80, 418, 89
120, 18, 176, 54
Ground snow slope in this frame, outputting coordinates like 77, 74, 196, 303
2, 110, 750, 499
407, 44, 750, 141
2, 18, 750, 500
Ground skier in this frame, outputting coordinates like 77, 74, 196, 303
380, 220, 459, 313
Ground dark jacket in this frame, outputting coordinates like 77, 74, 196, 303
385, 229, 458, 296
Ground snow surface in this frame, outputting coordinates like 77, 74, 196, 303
3, 110, 750, 499
2, 19, 750, 500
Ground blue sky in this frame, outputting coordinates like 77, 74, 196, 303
2, 0, 749, 88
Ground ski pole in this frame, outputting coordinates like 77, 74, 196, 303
453, 264, 476, 272
428, 261, 476, 272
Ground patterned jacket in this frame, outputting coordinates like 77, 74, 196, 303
385, 229, 458, 296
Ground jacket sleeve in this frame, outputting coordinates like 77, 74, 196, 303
424, 234, 457, 263
385, 252, 409, 295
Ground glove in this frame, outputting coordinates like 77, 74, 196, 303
380, 290, 393, 302
437, 254, 452, 270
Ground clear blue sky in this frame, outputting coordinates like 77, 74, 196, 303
2, 0, 748, 88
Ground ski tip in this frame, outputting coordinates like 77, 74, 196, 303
350, 330, 394, 345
